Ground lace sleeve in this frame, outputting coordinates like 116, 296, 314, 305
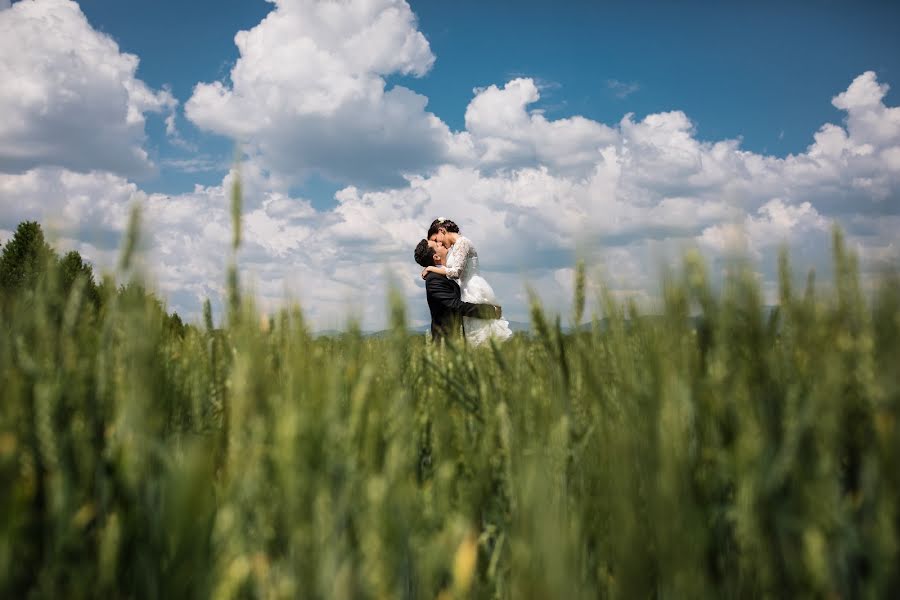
444, 236, 473, 280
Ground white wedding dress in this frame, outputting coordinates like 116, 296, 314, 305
444, 236, 513, 346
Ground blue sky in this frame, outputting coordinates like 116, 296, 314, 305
2, 0, 899, 329
77, 0, 900, 198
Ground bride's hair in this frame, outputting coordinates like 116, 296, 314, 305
414, 239, 435, 268
427, 218, 459, 239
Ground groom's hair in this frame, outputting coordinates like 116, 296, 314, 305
427, 218, 459, 239
414, 239, 435, 267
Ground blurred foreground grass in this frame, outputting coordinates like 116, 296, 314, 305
1, 210, 898, 599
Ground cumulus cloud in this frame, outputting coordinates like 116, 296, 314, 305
3, 0, 898, 335
832, 70, 900, 145
463, 78, 618, 176
774, 72, 900, 215
0, 163, 406, 328
0, 167, 140, 262
184, 0, 460, 187
289, 71, 900, 321
0, 0, 176, 177
698, 199, 830, 259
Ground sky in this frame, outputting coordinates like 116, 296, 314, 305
1, 0, 899, 330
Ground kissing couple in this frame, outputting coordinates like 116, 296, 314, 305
414, 218, 513, 346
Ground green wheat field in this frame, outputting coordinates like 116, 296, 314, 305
2, 192, 899, 598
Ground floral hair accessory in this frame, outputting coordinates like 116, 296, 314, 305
437, 217, 446, 223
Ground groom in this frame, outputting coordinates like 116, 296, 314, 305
414, 239, 502, 343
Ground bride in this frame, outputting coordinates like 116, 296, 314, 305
420, 218, 513, 346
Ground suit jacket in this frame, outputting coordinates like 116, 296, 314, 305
425, 272, 496, 343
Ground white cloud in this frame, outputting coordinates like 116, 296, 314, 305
0, 167, 140, 257
9, 69, 900, 328
0, 163, 403, 328
0, 0, 176, 177
463, 78, 617, 176
184, 0, 458, 187
772, 71, 900, 215
299, 72, 900, 323
699, 199, 830, 259
832, 70, 900, 147
2, 0, 898, 334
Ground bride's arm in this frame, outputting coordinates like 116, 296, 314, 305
443, 237, 472, 280
421, 265, 448, 277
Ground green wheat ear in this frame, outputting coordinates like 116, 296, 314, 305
230, 168, 242, 252
2, 220, 898, 598
573, 258, 586, 327
227, 164, 242, 322
203, 297, 214, 332
118, 202, 141, 272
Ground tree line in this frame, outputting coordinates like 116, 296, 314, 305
0, 221, 186, 337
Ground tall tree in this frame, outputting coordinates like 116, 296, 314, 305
0, 221, 55, 293
58, 250, 101, 308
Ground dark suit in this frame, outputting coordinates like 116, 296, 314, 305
425, 272, 496, 343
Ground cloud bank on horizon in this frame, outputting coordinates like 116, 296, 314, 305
1, 0, 898, 330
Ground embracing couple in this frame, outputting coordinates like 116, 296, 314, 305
413, 218, 513, 346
